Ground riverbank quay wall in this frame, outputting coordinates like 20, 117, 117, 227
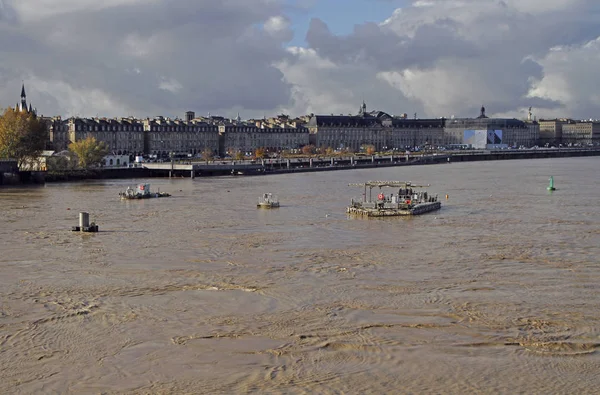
0, 159, 19, 185
17, 147, 600, 184
43, 167, 151, 183
141, 147, 600, 177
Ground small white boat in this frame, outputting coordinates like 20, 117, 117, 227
257, 193, 279, 208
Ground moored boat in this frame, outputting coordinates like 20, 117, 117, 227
257, 193, 279, 208
119, 184, 171, 200
347, 181, 441, 217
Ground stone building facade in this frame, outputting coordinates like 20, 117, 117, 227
45, 116, 70, 151
67, 117, 145, 155
444, 107, 538, 148
307, 103, 448, 151
43, 104, 549, 158
218, 122, 309, 157
142, 117, 219, 157
561, 121, 600, 146
538, 119, 572, 146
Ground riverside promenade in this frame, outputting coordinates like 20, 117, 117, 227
140, 147, 600, 178
10, 146, 597, 184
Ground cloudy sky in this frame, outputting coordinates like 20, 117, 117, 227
1, 0, 599, 120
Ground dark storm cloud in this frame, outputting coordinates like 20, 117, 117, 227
0, 0, 293, 118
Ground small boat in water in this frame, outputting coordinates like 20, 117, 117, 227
257, 193, 279, 208
347, 181, 441, 217
119, 184, 171, 200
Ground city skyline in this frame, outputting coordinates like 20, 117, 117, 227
1, 0, 600, 120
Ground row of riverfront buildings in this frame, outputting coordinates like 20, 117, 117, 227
46, 104, 543, 157
10, 85, 600, 157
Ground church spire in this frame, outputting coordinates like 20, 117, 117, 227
19, 82, 27, 112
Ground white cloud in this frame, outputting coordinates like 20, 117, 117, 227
282, 0, 600, 118
264, 15, 288, 34
25, 76, 131, 118
159, 78, 183, 94
527, 36, 600, 118
10, 0, 156, 22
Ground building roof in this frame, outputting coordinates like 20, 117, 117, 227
447, 117, 529, 128
307, 114, 445, 128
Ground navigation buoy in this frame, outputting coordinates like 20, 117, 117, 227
445, 194, 449, 200
547, 176, 556, 191
71, 212, 99, 233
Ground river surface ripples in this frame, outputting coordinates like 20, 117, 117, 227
1, 157, 599, 394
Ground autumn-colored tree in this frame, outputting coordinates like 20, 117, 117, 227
68, 136, 109, 168
255, 147, 266, 159
234, 150, 245, 160
365, 145, 376, 155
325, 146, 334, 156
301, 144, 316, 156
201, 147, 214, 162
0, 108, 48, 167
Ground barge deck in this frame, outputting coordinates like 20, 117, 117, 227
347, 180, 441, 217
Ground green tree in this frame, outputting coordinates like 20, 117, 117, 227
46, 152, 77, 172
68, 136, 109, 168
0, 108, 48, 167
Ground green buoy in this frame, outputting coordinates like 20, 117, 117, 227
547, 176, 556, 191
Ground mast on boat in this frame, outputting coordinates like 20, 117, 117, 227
348, 181, 431, 202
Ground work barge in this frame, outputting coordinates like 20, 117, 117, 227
347, 181, 441, 217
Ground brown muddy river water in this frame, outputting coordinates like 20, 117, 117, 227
1, 158, 599, 394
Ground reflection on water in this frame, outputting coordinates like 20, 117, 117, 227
1, 158, 600, 394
